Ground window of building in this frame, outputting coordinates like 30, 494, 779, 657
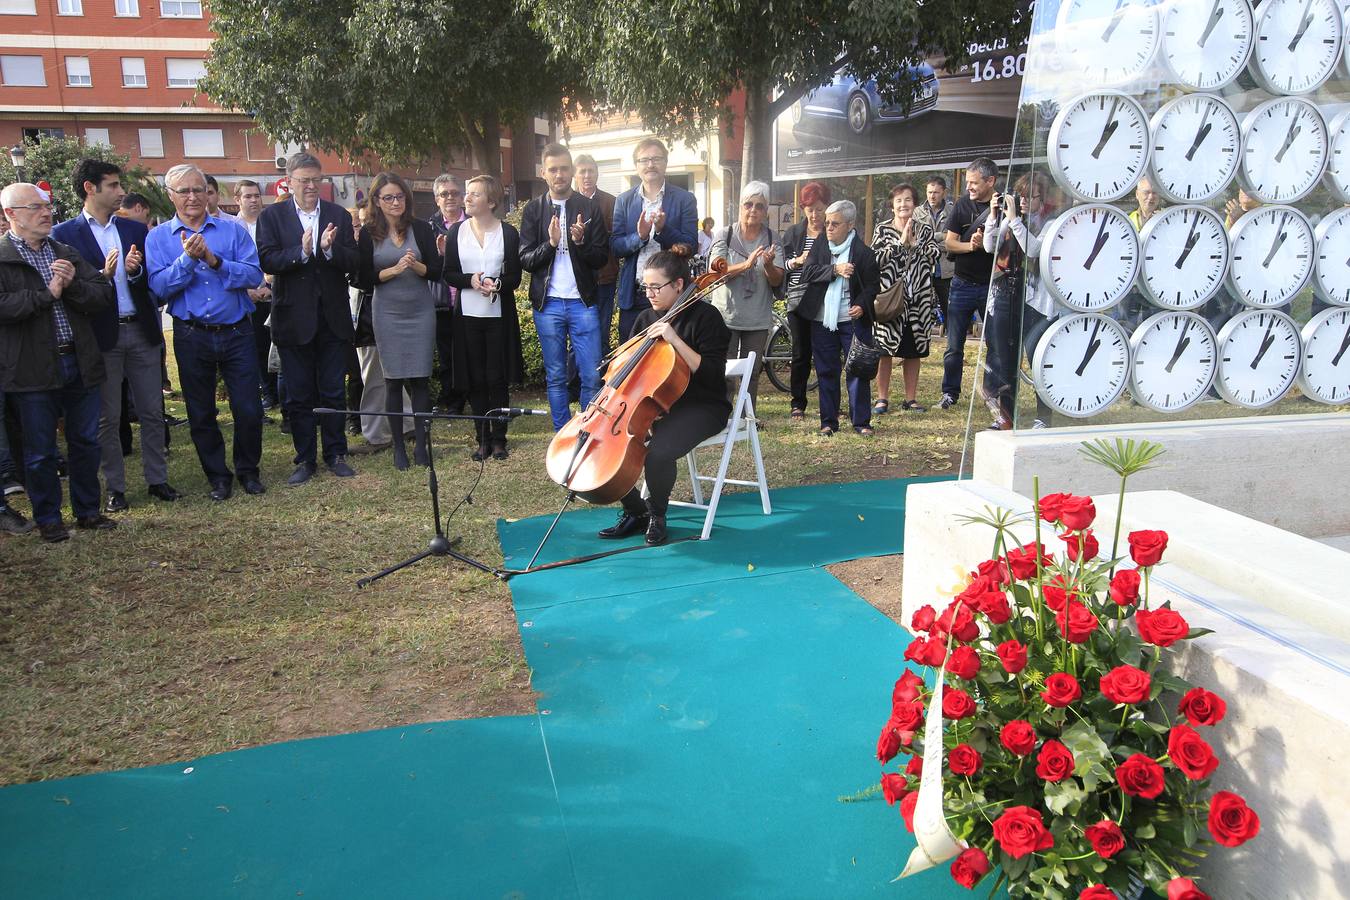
57, 0, 81, 14
0, 0, 37, 12
182, 128, 224, 158
165, 57, 206, 89
160, 0, 201, 17
121, 57, 146, 87
22, 127, 65, 143
1, 55, 45, 86
138, 128, 163, 158
84, 127, 111, 147
65, 56, 91, 86
114, 0, 138, 15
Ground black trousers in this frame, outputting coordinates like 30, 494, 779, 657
620, 401, 728, 517
435, 309, 466, 411
277, 314, 350, 467
462, 315, 510, 445
787, 308, 813, 413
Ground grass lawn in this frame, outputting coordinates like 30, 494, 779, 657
0, 339, 973, 786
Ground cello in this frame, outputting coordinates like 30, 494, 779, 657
545, 259, 729, 503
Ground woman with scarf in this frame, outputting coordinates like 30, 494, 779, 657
796, 200, 881, 435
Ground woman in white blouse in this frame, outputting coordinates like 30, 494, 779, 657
440, 175, 525, 461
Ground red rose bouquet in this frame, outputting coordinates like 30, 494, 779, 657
877, 440, 1259, 899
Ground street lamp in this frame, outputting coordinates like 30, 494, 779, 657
8, 143, 25, 183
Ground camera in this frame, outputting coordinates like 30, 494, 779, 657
994, 191, 1022, 218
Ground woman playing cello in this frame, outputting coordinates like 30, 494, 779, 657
595, 251, 731, 546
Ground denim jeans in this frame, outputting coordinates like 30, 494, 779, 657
567, 281, 617, 394
810, 318, 871, 431
618, 293, 653, 343
0, 386, 15, 481
534, 296, 602, 429
173, 318, 264, 484
942, 275, 990, 399
12, 354, 102, 525
983, 275, 1023, 422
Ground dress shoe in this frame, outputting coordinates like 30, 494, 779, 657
240, 475, 266, 495
471, 444, 490, 462
0, 505, 34, 535
491, 442, 509, 461
645, 514, 668, 546
147, 482, 181, 502
38, 520, 70, 543
105, 491, 129, 513
76, 514, 118, 531
328, 456, 356, 478
598, 510, 649, 539
280, 417, 292, 435
209, 479, 233, 502
2, 477, 23, 496
164, 413, 186, 427
287, 463, 317, 486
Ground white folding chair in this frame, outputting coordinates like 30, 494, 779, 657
646, 351, 772, 540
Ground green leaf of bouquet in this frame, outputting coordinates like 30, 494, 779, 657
1003, 851, 1032, 881
1186, 627, 1215, 640
1044, 779, 1087, 816
1134, 821, 1156, 840
1183, 815, 1198, 848
1114, 629, 1144, 667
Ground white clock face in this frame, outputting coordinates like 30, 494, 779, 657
1323, 109, 1350, 202
1040, 205, 1140, 311
1249, 0, 1344, 94
1314, 206, 1350, 306
1215, 309, 1302, 407
1239, 97, 1328, 204
1129, 312, 1220, 412
1228, 205, 1315, 307
1299, 307, 1350, 402
1148, 94, 1241, 204
1138, 205, 1231, 310
1048, 92, 1152, 203
1033, 314, 1132, 417
1055, 0, 1161, 86
1161, 0, 1256, 90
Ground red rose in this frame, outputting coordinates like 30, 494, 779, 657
1056, 599, 1099, 644
976, 558, 1010, 586
942, 687, 976, 720
1035, 739, 1076, 782
876, 722, 902, 763
905, 755, 923, 777
1129, 529, 1168, 567
991, 805, 1055, 858
950, 846, 991, 889
945, 646, 981, 680
1085, 819, 1125, 858
900, 790, 918, 832
1060, 529, 1100, 562
1168, 724, 1219, 780
904, 635, 947, 667
891, 701, 923, 737
935, 601, 979, 643
1177, 687, 1227, 727
1166, 877, 1211, 900
1208, 790, 1259, 846
1041, 672, 1081, 707
1042, 574, 1077, 612
1080, 887, 1117, 900
948, 743, 983, 776
910, 604, 936, 633
979, 590, 1012, 624
1000, 719, 1037, 756
997, 639, 1028, 674
1005, 541, 1053, 580
881, 772, 909, 805
1116, 753, 1165, 799
1136, 607, 1190, 648
1099, 664, 1151, 705
1109, 569, 1141, 606
892, 670, 924, 707
1058, 495, 1096, 530
1038, 492, 1069, 523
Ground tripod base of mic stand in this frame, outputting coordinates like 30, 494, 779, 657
357, 534, 506, 588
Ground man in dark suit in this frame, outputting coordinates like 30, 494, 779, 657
256, 151, 360, 485
611, 139, 699, 340
52, 159, 179, 513
518, 143, 611, 430
569, 154, 618, 400
427, 174, 467, 415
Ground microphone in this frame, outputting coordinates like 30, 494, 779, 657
489, 407, 551, 418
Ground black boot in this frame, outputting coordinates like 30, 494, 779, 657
598, 508, 649, 539
645, 514, 668, 546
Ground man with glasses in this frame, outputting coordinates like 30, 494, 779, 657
427, 174, 467, 416
0, 182, 117, 542
256, 151, 360, 486
612, 139, 699, 341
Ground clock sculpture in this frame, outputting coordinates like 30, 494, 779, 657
1048, 92, 1152, 203
1032, 314, 1133, 417
1039, 205, 1140, 312
1129, 312, 1220, 413
1159, 0, 1255, 90
1313, 206, 1350, 306
1238, 97, 1328, 204
1298, 307, 1350, 403
1215, 310, 1303, 407
1054, 0, 1161, 87
1227, 205, 1315, 308
1148, 94, 1241, 204
1323, 109, 1350, 202
1248, 0, 1343, 95
1137, 205, 1230, 310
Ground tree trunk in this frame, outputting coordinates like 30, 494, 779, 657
459, 109, 501, 178
741, 82, 760, 184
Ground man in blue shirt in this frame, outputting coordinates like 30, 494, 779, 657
147, 164, 265, 501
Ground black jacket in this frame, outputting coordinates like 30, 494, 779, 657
357, 218, 444, 296
441, 219, 525, 387
49, 214, 160, 350
797, 232, 880, 325
0, 236, 114, 392
518, 192, 610, 310
256, 198, 360, 346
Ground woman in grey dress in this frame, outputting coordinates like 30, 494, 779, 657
358, 172, 443, 469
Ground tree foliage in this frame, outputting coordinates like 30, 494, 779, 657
0, 136, 171, 221
202, 0, 574, 174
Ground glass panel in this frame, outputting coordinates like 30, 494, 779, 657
121, 57, 146, 87
65, 56, 90, 86
165, 58, 206, 88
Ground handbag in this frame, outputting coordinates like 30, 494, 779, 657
873, 275, 908, 324
845, 332, 883, 381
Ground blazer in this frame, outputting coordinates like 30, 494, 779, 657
611, 181, 698, 311
518, 192, 609, 310
356, 218, 444, 296
441, 219, 525, 388
256, 197, 359, 347
0, 236, 114, 392
586, 188, 620, 285
50, 213, 159, 351
797, 231, 880, 326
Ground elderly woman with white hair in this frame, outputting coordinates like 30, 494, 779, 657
709, 180, 784, 409
796, 199, 880, 435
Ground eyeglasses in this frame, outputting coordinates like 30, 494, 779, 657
9, 202, 53, 212
169, 186, 207, 196
742, 201, 767, 211
641, 278, 676, 295
635, 156, 666, 166
378, 193, 406, 203
291, 176, 323, 187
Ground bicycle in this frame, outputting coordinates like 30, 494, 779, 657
763, 308, 818, 394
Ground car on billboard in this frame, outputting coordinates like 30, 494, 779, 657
790, 64, 941, 135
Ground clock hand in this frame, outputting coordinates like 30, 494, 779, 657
1175, 213, 1202, 269
1287, 0, 1316, 52
1084, 216, 1111, 269
1274, 122, 1302, 164
1262, 213, 1290, 268
1250, 319, 1277, 370
1091, 99, 1122, 159
1165, 320, 1192, 374
1198, 0, 1225, 47
1076, 320, 1104, 377
1332, 324, 1350, 367
1100, 0, 1128, 41
1185, 105, 1214, 161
